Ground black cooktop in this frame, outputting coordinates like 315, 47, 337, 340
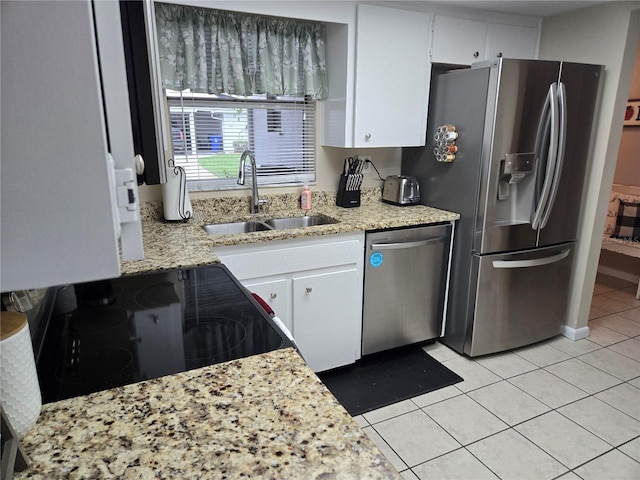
35, 265, 293, 403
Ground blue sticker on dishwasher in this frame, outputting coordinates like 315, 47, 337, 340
370, 251, 384, 268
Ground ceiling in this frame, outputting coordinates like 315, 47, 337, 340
426, 0, 612, 18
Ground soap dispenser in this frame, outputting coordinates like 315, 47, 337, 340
300, 185, 312, 211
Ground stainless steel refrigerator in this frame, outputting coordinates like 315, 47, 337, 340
402, 58, 602, 357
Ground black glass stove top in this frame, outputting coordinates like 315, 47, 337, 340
35, 265, 293, 403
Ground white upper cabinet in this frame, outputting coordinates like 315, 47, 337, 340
431, 14, 539, 65
321, 4, 432, 148
0, 1, 143, 292
352, 4, 432, 147
431, 16, 488, 65
486, 23, 538, 60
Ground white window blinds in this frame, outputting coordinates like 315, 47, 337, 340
167, 90, 316, 191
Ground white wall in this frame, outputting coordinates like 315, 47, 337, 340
614, 39, 640, 186
538, 2, 640, 332
599, 40, 640, 282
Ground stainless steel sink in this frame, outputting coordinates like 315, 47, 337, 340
202, 221, 272, 236
264, 214, 338, 230
202, 214, 338, 236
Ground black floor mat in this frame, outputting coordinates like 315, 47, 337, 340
318, 345, 463, 417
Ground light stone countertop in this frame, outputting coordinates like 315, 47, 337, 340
16, 348, 401, 479
18, 188, 456, 479
121, 188, 459, 276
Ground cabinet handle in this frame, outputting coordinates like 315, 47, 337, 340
270, 292, 277, 299
473, 51, 479, 58
305, 287, 313, 293
364, 132, 372, 140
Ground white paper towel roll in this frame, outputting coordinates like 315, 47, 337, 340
1, 312, 42, 438
162, 164, 192, 221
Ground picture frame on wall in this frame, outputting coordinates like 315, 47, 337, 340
624, 99, 640, 126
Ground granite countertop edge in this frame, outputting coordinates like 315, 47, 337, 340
16, 348, 402, 479
121, 188, 459, 276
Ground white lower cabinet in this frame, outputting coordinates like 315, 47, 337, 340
292, 268, 361, 372
244, 278, 291, 332
215, 232, 364, 372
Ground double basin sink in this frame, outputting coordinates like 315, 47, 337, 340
202, 214, 338, 236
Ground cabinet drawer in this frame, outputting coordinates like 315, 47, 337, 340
217, 234, 364, 279
470, 245, 573, 356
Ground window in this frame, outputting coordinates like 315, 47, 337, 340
267, 108, 282, 133
153, 3, 328, 192
167, 90, 315, 191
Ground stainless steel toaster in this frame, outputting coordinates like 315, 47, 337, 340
382, 175, 421, 205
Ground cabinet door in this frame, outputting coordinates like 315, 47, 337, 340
1, 0, 143, 291
243, 278, 292, 333
353, 4, 431, 147
486, 23, 538, 60
293, 268, 361, 372
431, 15, 487, 65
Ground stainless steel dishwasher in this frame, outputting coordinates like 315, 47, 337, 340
362, 224, 453, 355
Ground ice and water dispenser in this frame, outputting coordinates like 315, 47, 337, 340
496, 152, 536, 225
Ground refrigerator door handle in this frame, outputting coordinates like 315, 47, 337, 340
492, 248, 570, 269
370, 237, 447, 250
540, 82, 567, 229
531, 84, 551, 217
531, 83, 560, 230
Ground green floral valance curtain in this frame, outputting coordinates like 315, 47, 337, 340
154, 3, 328, 99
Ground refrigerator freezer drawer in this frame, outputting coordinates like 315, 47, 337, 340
467, 244, 574, 357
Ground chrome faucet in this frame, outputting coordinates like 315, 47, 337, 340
237, 150, 268, 214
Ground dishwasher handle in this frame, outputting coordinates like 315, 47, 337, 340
370, 236, 448, 251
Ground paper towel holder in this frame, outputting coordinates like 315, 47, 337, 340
162, 160, 193, 222
0, 312, 42, 443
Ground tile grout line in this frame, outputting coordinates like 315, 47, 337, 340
359, 275, 639, 479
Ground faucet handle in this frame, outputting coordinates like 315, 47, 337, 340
257, 197, 270, 213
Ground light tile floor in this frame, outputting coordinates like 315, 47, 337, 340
355, 273, 640, 480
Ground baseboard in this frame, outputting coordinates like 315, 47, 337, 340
561, 325, 590, 341
597, 264, 640, 284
